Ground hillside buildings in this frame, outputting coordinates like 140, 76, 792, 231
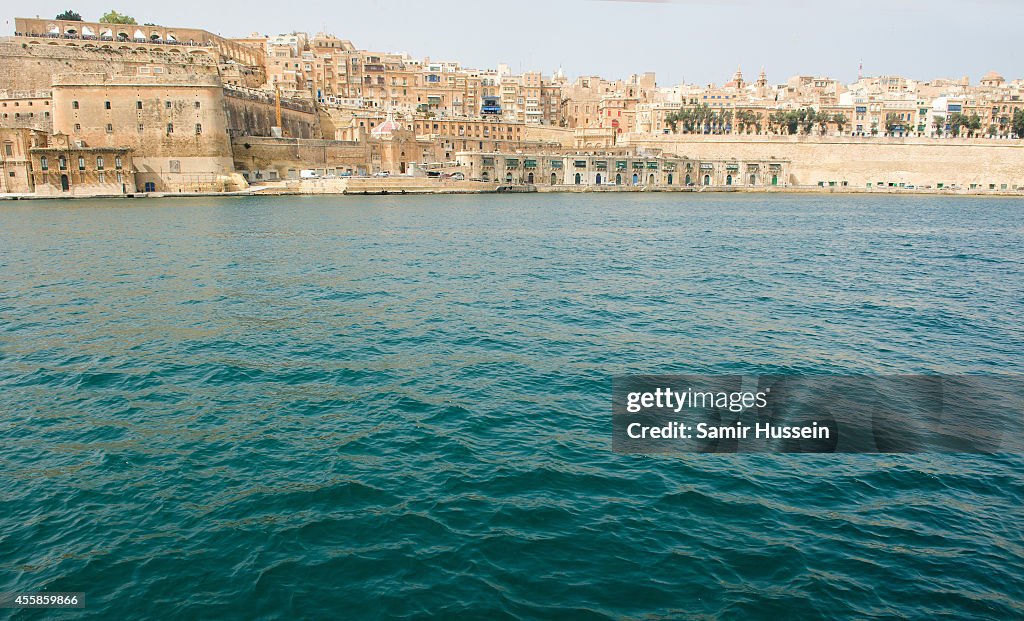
1, 16, 1024, 196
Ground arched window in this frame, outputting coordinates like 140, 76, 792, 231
40, 156, 48, 171
58, 156, 67, 170
574, 172, 582, 185
78, 156, 85, 171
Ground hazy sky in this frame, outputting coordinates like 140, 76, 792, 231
4, 1, 1020, 86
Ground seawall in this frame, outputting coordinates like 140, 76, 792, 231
623, 134, 1024, 190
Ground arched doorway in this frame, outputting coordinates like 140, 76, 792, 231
60, 174, 69, 191
596, 173, 602, 185
527, 172, 534, 184
550, 173, 557, 185
667, 173, 673, 185
771, 174, 778, 186
615, 174, 622, 185
505, 172, 513, 183
726, 174, 733, 186
703, 174, 711, 186
685, 174, 691, 185
648, 174, 655, 185
632, 173, 639, 184
574, 172, 582, 185
482, 171, 489, 181
749, 174, 756, 185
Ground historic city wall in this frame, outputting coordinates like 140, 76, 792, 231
624, 134, 1024, 190
233, 136, 369, 180
0, 40, 219, 92
223, 90, 321, 139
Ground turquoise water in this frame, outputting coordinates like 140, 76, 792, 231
1, 194, 1022, 619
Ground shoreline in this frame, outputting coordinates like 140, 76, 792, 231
4, 183, 1024, 201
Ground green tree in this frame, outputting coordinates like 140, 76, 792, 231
932, 115, 945, 137
56, 10, 82, 20
967, 113, 982, 138
817, 112, 832, 135
832, 113, 848, 133
947, 112, 967, 137
987, 124, 998, 138
1012, 109, 1024, 139
800, 107, 817, 134
885, 112, 906, 136
99, 10, 137, 24
665, 111, 679, 133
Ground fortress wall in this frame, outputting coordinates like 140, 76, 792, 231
224, 95, 320, 139
233, 137, 369, 179
0, 41, 220, 92
625, 134, 1024, 189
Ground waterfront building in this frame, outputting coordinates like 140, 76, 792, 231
456, 150, 789, 188
50, 74, 238, 192
0, 128, 45, 193
29, 132, 135, 195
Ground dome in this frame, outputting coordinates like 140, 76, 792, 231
370, 110, 402, 136
981, 70, 1005, 83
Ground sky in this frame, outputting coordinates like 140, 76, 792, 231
3, 0, 1021, 86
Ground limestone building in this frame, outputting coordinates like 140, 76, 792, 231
50, 74, 238, 192
29, 132, 136, 196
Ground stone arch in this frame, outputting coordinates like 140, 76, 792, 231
550, 173, 557, 185
527, 172, 534, 184
82, 26, 95, 36
632, 173, 638, 184
726, 174, 733, 186
47, 23, 59, 34
615, 173, 622, 185
133, 29, 146, 40
117, 31, 130, 41
648, 173, 655, 185
574, 172, 581, 185
667, 173, 673, 185
482, 171, 490, 181
596, 173, 602, 185
685, 174, 691, 185
64, 27, 78, 36
703, 174, 711, 186
101, 28, 113, 39
505, 172, 513, 183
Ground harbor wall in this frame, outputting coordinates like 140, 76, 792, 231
624, 134, 1024, 190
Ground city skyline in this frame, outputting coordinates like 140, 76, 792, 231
4, 0, 1023, 86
